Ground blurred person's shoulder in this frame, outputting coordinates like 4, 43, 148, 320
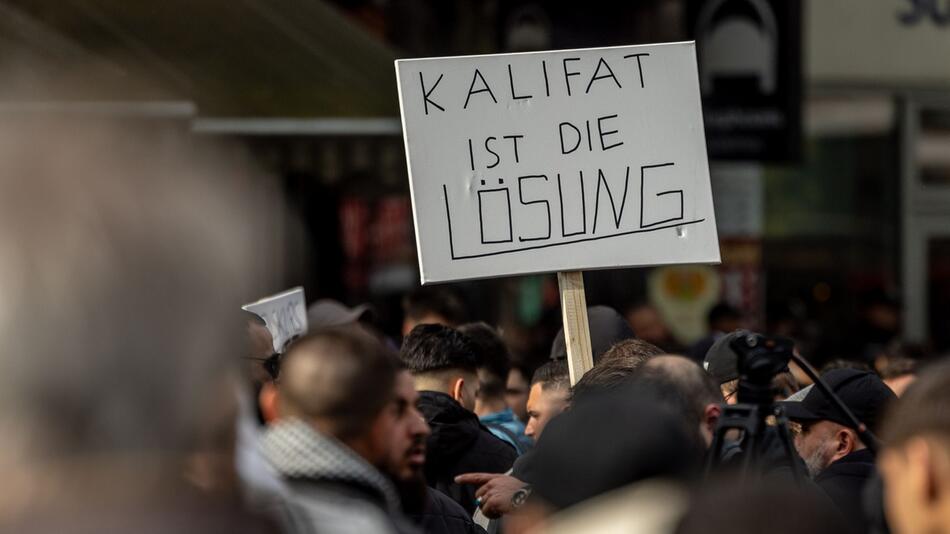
279, 480, 409, 534
542, 480, 688, 534
5, 492, 282, 534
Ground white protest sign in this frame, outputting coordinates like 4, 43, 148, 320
242, 287, 308, 353
396, 41, 720, 284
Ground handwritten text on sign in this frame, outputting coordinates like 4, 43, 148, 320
242, 287, 308, 353
396, 42, 720, 284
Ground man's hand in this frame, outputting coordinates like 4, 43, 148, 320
455, 473, 526, 519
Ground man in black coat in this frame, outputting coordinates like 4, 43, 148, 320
401, 324, 518, 515
780, 368, 897, 532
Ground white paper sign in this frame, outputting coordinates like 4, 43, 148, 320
242, 287, 308, 353
396, 41, 720, 284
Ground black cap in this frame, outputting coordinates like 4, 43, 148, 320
779, 368, 896, 433
529, 385, 701, 511
550, 305, 634, 362
702, 330, 751, 384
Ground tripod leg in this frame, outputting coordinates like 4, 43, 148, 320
773, 414, 804, 485
740, 427, 757, 484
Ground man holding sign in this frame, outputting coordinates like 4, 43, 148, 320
396, 41, 719, 384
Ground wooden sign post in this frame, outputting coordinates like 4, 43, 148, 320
395, 42, 721, 385
557, 271, 593, 385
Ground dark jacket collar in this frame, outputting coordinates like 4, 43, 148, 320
833, 448, 875, 466
816, 448, 876, 483
417, 391, 483, 466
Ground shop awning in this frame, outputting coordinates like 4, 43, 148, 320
0, 0, 400, 118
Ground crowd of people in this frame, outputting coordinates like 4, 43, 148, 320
236, 286, 948, 534
1, 119, 946, 534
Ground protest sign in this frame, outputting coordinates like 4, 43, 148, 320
242, 287, 308, 353
396, 41, 720, 382
396, 41, 719, 284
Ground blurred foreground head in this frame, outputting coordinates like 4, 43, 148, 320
509, 384, 703, 532
0, 114, 280, 523
879, 359, 950, 534
675, 478, 847, 534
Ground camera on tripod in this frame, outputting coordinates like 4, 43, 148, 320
730, 333, 796, 406
707, 332, 879, 480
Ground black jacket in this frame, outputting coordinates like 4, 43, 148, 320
418, 391, 517, 515
410, 487, 487, 534
816, 448, 877, 533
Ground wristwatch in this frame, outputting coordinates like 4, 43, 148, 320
511, 484, 533, 508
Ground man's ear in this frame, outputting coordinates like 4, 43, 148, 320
451, 376, 465, 403
833, 428, 858, 461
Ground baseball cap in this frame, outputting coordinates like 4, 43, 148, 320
702, 330, 751, 384
779, 368, 896, 433
306, 299, 372, 329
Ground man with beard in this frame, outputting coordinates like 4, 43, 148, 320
456, 360, 572, 526
261, 327, 481, 534
401, 324, 517, 515
780, 368, 896, 531
388, 367, 486, 534
262, 327, 419, 534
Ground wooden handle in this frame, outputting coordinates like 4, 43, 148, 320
557, 271, 594, 385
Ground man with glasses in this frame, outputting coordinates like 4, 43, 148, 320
780, 368, 896, 531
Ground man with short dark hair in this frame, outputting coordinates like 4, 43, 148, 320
879, 360, 950, 534
781, 368, 896, 531
457, 360, 571, 523
525, 360, 571, 441
459, 322, 532, 454
401, 324, 517, 515
262, 327, 421, 534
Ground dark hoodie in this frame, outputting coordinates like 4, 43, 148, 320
418, 391, 517, 515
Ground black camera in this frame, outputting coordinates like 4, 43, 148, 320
729, 333, 795, 406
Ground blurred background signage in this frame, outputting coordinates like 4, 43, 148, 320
686, 0, 802, 162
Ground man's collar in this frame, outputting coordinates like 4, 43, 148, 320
260, 418, 402, 513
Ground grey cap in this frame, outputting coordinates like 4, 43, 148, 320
306, 299, 372, 329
